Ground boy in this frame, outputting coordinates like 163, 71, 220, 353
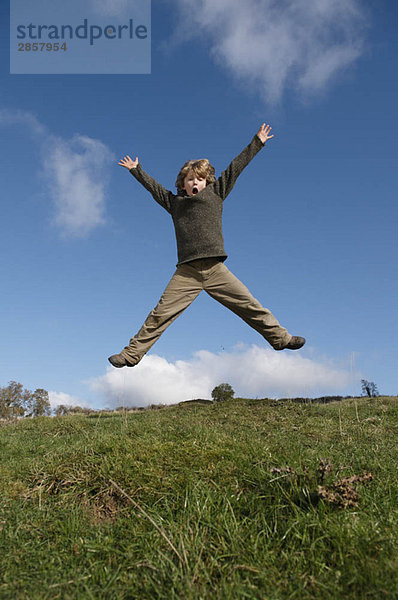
109, 123, 305, 368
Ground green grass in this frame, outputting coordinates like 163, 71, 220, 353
0, 397, 397, 599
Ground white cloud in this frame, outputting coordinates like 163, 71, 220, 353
48, 390, 90, 409
89, 344, 358, 407
0, 108, 115, 237
170, 0, 368, 103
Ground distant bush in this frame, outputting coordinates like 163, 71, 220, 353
211, 383, 235, 403
180, 399, 213, 405
278, 396, 347, 404
54, 405, 91, 416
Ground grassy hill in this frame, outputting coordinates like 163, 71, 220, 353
1, 397, 397, 599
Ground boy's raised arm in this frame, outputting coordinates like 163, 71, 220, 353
215, 123, 274, 201
119, 154, 171, 213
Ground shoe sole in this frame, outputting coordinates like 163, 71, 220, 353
285, 337, 306, 350
276, 337, 306, 351
108, 355, 136, 368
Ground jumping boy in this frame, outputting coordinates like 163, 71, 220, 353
109, 123, 305, 368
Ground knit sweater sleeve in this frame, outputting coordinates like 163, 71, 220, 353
129, 164, 172, 213
214, 135, 265, 201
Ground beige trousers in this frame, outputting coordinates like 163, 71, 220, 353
121, 258, 292, 365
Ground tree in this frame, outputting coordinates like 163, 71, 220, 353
30, 389, 51, 417
361, 379, 379, 398
0, 382, 51, 419
0, 381, 30, 419
211, 383, 235, 403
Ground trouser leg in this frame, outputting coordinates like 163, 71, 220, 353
204, 262, 291, 350
121, 266, 202, 365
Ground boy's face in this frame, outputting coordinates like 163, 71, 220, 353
182, 170, 207, 196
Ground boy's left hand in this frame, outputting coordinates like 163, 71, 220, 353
257, 123, 274, 144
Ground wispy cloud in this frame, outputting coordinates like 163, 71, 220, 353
170, 0, 369, 103
0, 108, 114, 237
0, 108, 46, 135
40, 134, 114, 237
89, 344, 359, 407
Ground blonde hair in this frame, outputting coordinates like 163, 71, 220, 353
175, 159, 216, 193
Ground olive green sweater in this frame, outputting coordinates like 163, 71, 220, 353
129, 134, 265, 265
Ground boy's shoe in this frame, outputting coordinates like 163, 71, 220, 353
282, 336, 306, 350
108, 353, 135, 368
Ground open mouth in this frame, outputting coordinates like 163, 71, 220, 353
192, 187, 198, 195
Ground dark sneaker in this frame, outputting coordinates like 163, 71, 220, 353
108, 353, 134, 368
284, 336, 306, 350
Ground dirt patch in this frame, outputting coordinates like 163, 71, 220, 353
270, 460, 374, 509
318, 472, 374, 509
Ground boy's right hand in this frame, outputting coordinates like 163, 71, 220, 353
118, 155, 139, 170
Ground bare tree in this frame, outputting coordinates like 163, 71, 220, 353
361, 379, 379, 398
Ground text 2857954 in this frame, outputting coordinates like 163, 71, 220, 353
18, 42, 67, 52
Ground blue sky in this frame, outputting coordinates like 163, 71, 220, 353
1, 0, 397, 408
